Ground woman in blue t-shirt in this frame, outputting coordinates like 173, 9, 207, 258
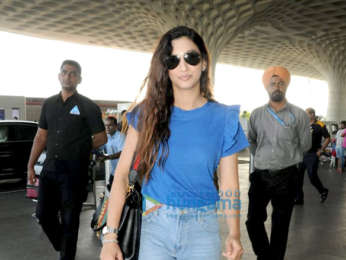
100, 26, 248, 260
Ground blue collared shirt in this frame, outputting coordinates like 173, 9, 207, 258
104, 131, 126, 175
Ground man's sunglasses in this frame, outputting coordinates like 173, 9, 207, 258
164, 51, 201, 70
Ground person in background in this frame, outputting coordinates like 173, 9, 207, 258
342, 127, 346, 166
336, 121, 346, 173
27, 60, 107, 260
295, 108, 330, 204
247, 66, 311, 260
100, 26, 248, 260
239, 110, 250, 135
99, 116, 126, 189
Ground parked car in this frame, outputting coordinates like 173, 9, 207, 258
0, 120, 38, 183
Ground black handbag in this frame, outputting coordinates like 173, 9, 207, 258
90, 176, 142, 260
117, 156, 142, 260
91, 154, 142, 259
118, 181, 142, 260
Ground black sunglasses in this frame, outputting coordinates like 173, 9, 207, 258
164, 51, 201, 70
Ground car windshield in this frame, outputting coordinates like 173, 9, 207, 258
0, 126, 8, 142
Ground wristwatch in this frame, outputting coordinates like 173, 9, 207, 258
102, 226, 119, 236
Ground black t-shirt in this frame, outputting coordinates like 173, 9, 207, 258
39, 92, 105, 169
308, 120, 330, 153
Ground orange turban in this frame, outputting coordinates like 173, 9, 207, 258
262, 66, 291, 87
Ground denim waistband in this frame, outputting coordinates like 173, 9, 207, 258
143, 196, 217, 218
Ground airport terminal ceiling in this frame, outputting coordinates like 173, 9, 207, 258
0, 0, 345, 118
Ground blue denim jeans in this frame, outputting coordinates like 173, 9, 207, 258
139, 200, 221, 260
336, 147, 344, 169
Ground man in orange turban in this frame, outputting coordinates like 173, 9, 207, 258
262, 66, 291, 107
262, 66, 291, 87
246, 66, 311, 260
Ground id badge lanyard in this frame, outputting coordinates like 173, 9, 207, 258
266, 106, 295, 128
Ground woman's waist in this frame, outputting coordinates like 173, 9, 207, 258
142, 194, 217, 217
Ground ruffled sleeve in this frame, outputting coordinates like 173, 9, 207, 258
221, 105, 249, 157
126, 105, 140, 130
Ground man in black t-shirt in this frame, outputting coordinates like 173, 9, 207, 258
27, 60, 107, 260
295, 107, 330, 205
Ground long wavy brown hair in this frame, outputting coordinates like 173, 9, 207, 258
134, 26, 214, 181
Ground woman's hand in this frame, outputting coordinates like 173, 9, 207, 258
222, 234, 243, 260
100, 242, 123, 260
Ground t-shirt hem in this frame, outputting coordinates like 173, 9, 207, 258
142, 193, 219, 208
221, 143, 249, 158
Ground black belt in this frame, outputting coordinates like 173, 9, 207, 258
265, 164, 298, 175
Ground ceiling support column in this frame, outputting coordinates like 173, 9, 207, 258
326, 73, 346, 121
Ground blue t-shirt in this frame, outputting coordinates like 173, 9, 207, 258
127, 101, 249, 207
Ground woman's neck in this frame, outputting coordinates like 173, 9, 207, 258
173, 88, 207, 110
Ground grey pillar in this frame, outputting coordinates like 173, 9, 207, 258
208, 49, 218, 86
327, 74, 346, 121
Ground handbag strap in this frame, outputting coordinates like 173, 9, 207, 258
129, 154, 141, 185
132, 155, 140, 171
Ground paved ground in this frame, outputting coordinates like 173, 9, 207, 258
0, 154, 345, 260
